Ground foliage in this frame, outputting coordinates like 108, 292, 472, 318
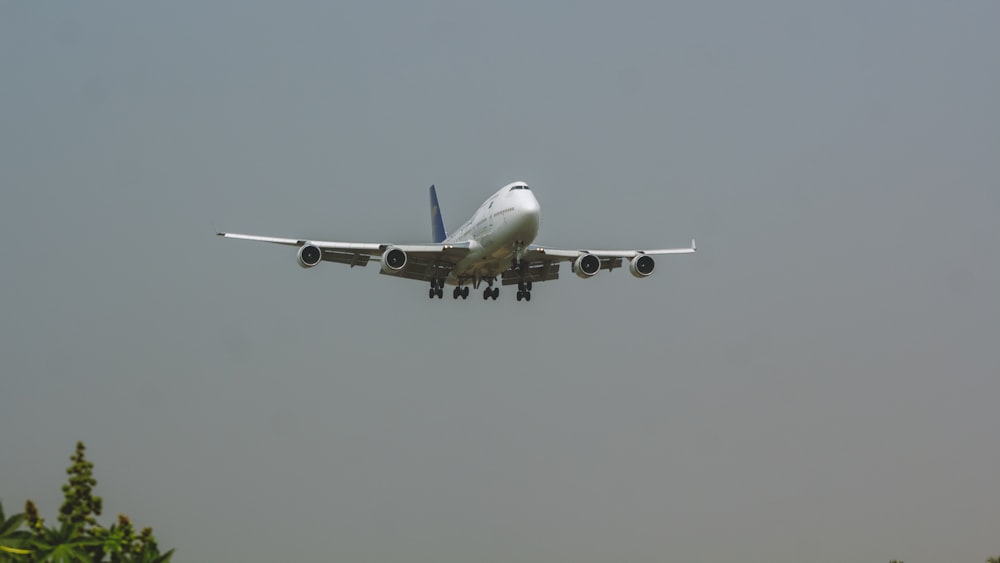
25, 522, 98, 563
1, 442, 173, 562
0, 501, 32, 560
89, 516, 172, 563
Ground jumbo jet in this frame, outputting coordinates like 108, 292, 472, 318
217, 182, 695, 301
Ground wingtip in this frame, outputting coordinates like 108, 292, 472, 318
692, 238, 696, 251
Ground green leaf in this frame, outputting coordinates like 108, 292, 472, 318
0, 514, 25, 537
150, 547, 175, 563
0, 543, 34, 555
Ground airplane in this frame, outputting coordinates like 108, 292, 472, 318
217, 181, 695, 302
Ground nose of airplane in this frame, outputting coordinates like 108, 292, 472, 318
518, 191, 541, 238
527, 191, 540, 216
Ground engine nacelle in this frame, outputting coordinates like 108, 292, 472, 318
629, 254, 655, 278
381, 246, 408, 272
297, 244, 322, 268
573, 253, 601, 279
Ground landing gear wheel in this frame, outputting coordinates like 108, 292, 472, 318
453, 287, 460, 299
483, 288, 492, 301
517, 291, 523, 301
462, 287, 469, 299
429, 288, 435, 299
437, 287, 444, 299
525, 291, 531, 302
491, 287, 499, 300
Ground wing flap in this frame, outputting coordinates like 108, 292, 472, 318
321, 249, 374, 267
501, 260, 560, 285
598, 256, 623, 272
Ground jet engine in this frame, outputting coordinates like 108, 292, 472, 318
297, 244, 323, 268
381, 247, 408, 272
629, 254, 655, 278
573, 253, 601, 279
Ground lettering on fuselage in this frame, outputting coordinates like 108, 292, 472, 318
491, 207, 515, 219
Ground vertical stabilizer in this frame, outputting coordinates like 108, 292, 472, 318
429, 185, 448, 243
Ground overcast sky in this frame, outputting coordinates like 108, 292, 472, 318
2, 2, 999, 562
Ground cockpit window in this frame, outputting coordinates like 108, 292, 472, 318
509, 185, 532, 191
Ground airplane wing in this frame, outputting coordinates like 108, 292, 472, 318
500, 240, 696, 285
217, 232, 471, 282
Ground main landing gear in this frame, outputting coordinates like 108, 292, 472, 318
427, 278, 528, 302
429, 279, 473, 300
516, 280, 533, 302
428, 278, 445, 299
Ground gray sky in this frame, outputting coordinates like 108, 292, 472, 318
2, 2, 998, 562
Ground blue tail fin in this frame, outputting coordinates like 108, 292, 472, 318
429, 185, 448, 243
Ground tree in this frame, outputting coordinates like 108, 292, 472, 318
986, 557, 1000, 563
6, 442, 173, 562
58, 443, 102, 532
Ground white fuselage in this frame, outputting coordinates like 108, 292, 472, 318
446, 181, 540, 284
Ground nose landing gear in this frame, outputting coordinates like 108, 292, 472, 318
511, 240, 526, 271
